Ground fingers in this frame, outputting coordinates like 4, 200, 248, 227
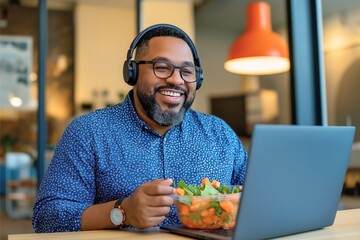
145, 178, 173, 186
124, 196, 172, 229
140, 178, 175, 196
146, 195, 174, 207
158, 178, 173, 186
134, 215, 167, 229
132, 193, 174, 207
129, 205, 171, 229
137, 180, 175, 207
124, 179, 176, 229
145, 205, 172, 217
146, 178, 171, 184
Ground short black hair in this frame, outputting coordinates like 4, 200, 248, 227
134, 25, 198, 64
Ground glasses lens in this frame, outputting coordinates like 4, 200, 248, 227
180, 66, 197, 82
153, 61, 198, 82
153, 62, 173, 79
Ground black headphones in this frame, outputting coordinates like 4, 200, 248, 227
123, 23, 204, 90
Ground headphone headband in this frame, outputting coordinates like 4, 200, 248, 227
123, 23, 203, 89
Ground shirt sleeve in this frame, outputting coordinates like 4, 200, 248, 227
32, 118, 96, 233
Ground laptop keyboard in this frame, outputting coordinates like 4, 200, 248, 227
199, 228, 235, 237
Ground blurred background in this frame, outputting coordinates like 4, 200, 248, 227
1, 0, 360, 239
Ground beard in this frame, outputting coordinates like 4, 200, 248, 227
136, 85, 195, 126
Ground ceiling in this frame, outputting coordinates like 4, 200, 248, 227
3, 0, 360, 33
1, 0, 135, 9
196, 0, 286, 32
196, 0, 360, 33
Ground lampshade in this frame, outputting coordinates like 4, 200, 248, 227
224, 1, 290, 75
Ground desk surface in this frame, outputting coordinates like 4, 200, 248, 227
9, 208, 360, 240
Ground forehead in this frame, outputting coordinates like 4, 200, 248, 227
144, 36, 194, 63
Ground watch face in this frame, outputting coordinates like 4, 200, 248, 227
110, 208, 124, 225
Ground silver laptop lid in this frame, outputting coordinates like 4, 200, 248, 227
234, 125, 355, 240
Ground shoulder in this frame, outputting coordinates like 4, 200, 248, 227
69, 93, 135, 130
71, 104, 122, 127
59, 105, 121, 140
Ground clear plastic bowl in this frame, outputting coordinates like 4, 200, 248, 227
174, 192, 241, 229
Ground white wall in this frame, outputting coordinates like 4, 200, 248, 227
74, 0, 196, 112
195, 26, 242, 113
141, 0, 194, 39
74, 2, 135, 111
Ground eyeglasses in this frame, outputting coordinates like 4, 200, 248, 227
136, 60, 201, 83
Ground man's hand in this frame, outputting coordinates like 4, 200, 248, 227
122, 178, 175, 229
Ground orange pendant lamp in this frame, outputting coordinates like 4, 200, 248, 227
224, 1, 290, 75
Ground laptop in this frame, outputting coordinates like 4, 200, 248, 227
161, 124, 355, 240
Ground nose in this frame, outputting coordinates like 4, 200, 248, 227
165, 68, 184, 86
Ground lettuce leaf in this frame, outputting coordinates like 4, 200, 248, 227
176, 179, 241, 196
201, 183, 221, 196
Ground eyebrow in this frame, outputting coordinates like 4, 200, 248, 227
152, 57, 195, 67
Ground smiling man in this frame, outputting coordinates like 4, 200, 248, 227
32, 24, 248, 233
134, 36, 197, 135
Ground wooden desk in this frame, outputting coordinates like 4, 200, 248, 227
9, 209, 360, 240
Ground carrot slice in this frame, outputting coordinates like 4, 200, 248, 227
219, 200, 235, 213
211, 180, 221, 188
178, 204, 190, 215
208, 207, 215, 216
201, 178, 211, 187
175, 188, 185, 196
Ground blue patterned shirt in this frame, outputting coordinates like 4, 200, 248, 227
32, 91, 248, 233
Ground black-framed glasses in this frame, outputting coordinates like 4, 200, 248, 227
136, 60, 201, 83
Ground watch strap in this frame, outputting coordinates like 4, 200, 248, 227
114, 198, 124, 208
114, 198, 127, 228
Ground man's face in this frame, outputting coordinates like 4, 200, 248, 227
134, 36, 197, 126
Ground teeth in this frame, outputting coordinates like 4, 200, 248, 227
160, 90, 181, 97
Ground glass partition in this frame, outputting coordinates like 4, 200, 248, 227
0, 2, 40, 221
321, 0, 360, 197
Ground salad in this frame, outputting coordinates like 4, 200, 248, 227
173, 178, 242, 229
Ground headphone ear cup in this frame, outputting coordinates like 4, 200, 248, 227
123, 60, 131, 84
196, 70, 204, 90
123, 60, 138, 86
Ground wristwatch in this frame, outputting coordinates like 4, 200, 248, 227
110, 198, 127, 227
